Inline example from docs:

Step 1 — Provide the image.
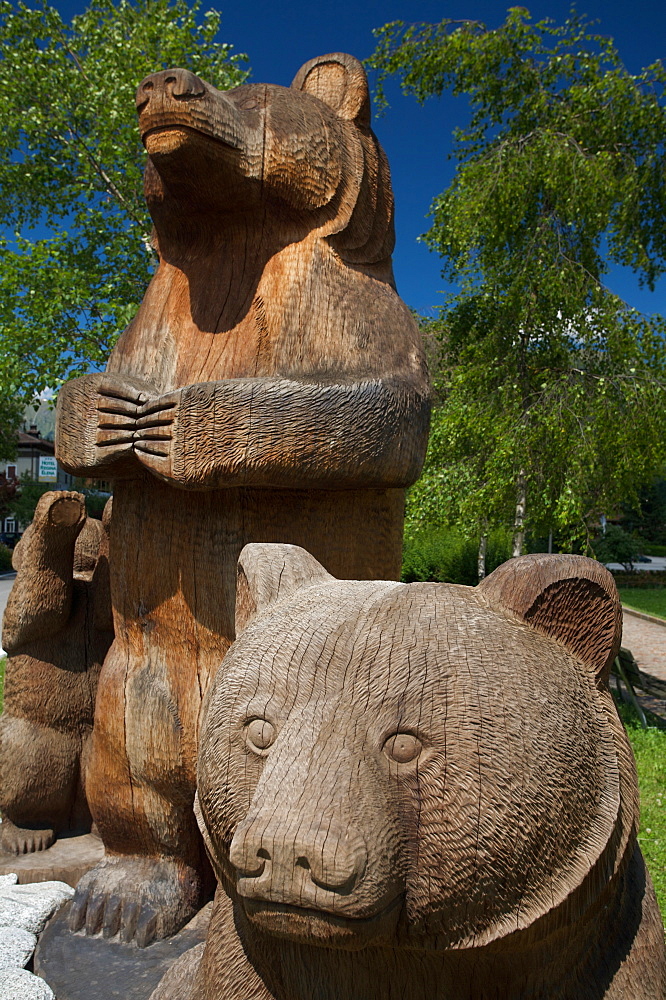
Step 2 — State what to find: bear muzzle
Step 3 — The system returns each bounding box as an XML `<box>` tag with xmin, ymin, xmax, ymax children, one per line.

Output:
<box><xmin>227</xmin><ymin>796</ymin><xmax>404</xmax><ymax>946</ymax></box>
<box><xmin>230</xmin><ymin>815</ymin><xmax>367</xmax><ymax>907</ymax></box>
<box><xmin>136</xmin><ymin>68</ymin><xmax>207</xmax><ymax>114</ymax></box>
<box><xmin>136</xmin><ymin>68</ymin><xmax>246</xmax><ymax>157</ymax></box>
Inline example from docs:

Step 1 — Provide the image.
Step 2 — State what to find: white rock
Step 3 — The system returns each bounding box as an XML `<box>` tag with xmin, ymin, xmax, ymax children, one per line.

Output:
<box><xmin>0</xmin><ymin>880</ymin><xmax>74</xmax><ymax>934</ymax></box>
<box><xmin>0</xmin><ymin>968</ymin><xmax>54</xmax><ymax>999</ymax></box>
<box><xmin>0</xmin><ymin>926</ymin><xmax>36</xmax><ymax>969</ymax></box>
<box><xmin>0</xmin><ymin>874</ymin><xmax>18</xmax><ymax>888</ymax></box>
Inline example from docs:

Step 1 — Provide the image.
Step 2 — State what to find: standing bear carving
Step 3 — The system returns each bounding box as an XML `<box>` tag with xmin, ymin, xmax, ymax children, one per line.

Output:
<box><xmin>0</xmin><ymin>492</ymin><xmax>112</xmax><ymax>855</ymax></box>
<box><xmin>55</xmin><ymin>53</ymin><xmax>430</xmax><ymax>945</ymax></box>
<box><xmin>150</xmin><ymin>544</ymin><xmax>666</xmax><ymax>1000</ymax></box>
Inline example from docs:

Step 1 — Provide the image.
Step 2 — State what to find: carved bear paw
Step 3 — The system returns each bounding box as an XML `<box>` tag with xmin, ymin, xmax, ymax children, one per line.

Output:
<box><xmin>68</xmin><ymin>855</ymin><xmax>202</xmax><ymax>947</ymax></box>
<box><xmin>34</xmin><ymin>491</ymin><xmax>86</xmax><ymax>531</ymax></box>
<box><xmin>0</xmin><ymin>819</ymin><xmax>56</xmax><ymax>855</ymax></box>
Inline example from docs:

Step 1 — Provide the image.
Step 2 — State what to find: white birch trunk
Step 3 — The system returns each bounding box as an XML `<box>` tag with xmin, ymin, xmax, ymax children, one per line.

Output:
<box><xmin>512</xmin><ymin>471</ymin><xmax>526</xmax><ymax>558</ymax></box>
<box><xmin>477</xmin><ymin>533</ymin><xmax>487</xmax><ymax>580</ymax></box>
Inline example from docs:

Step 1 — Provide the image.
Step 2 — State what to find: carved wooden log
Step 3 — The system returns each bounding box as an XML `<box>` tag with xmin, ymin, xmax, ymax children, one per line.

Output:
<box><xmin>0</xmin><ymin>492</ymin><xmax>112</xmax><ymax>854</ymax></box>
<box><xmin>54</xmin><ymin>53</ymin><xmax>430</xmax><ymax>945</ymax></box>
<box><xmin>149</xmin><ymin>545</ymin><xmax>666</xmax><ymax>1000</ymax></box>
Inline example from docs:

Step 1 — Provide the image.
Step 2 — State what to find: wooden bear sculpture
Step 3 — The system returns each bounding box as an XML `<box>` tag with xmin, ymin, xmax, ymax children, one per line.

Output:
<box><xmin>0</xmin><ymin>492</ymin><xmax>112</xmax><ymax>854</ymax></box>
<box><xmin>55</xmin><ymin>52</ymin><xmax>429</xmax><ymax>944</ymax></box>
<box><xmin>150</xmin><ymin>544</ymin><xmax>666</xmax><ymax>1000</ymax></box>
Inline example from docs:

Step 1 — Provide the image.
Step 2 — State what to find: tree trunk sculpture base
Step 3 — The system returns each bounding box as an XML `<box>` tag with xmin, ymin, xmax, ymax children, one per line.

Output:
<box><xmin>0</xmin><ymin>832</ymin><xmax>104</xmax><ymax>888</ymax></box>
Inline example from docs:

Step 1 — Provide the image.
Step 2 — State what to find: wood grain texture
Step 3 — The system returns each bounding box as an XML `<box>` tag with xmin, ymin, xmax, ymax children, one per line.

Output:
<box><xmin>0</xmin><ymin>492</ymin><xmax>112</xmax><ymax>854</ymax></box>
<box><xmin>54</xmin><ymin>52</ymin><xmax>430</xmax><ymax>946</ymax></box>
<box><xmin>153</xmin><ymin>544</ymin><xmax>665</xmax><ymax>1000</ymax></box>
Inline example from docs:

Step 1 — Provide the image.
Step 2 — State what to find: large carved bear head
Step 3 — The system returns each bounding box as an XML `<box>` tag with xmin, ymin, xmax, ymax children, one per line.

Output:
<box><xmin>136</xmin><ymin>53</ymin><xmax>393</xmax><ymax>264</ymax></box>
<box><xmin>196</xmin><ymin>544</ymin><xmax>636</xmax><ymax>954</ymax></box>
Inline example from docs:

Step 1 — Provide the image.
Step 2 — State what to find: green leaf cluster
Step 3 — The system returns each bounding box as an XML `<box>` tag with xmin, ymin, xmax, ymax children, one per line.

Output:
<box><xmin>402</xmin><ymin>525</ymin><xmax>512</xmax><ymax>584</ymax></box>
<box><xmin>409</xmin><ymin>305</ymin><xmax>666</xmax><ymax>548</ymax></box>
<box><xmin>592</xmin><ymin>523</ymin><xmax>642</xmax><ymax>570</ymax></box>
<box><xmin>7</xmin><ymin>472</ymin><xmax>52</xmax><ymax>527</ymax></box>
<box><xmin>369</xmin><ymin>9</ymin><xmax>666</xmax><ymax>548</ymax></box>
<box><xmin>0</xmin><ymin>0</ymin><xmax>247</xmax><ymax>404</ymax></box>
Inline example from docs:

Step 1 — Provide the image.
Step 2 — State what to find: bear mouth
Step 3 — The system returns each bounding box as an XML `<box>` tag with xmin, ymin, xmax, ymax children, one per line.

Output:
<box><xmin>141</xmin><ymin>123</ymin><xmax>241</xmax><ymax>153</ymax></box>
<box><xmin>240</xmin><ymin>895</ymin><xmax>402</xmax><ymax>950</ymax></box>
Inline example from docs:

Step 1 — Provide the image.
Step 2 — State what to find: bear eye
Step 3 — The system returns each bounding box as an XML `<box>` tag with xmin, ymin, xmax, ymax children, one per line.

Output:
<box><xmin>240</xmin><ymin>98</ymin><xmax>259</xmax><ymax>111</ymax></box>
<box><xmin>245</xmin><ymin>718</ymin><xmax>276</xmax><ymax>752</ymax></box>
<box><xmin>383</xmin><ymin>732</ymin><xmax>422</xmax><ymax>764</ymax></box>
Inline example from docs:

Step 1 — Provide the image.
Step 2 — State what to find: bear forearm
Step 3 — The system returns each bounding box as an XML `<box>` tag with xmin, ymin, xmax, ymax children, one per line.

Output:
<box><xmin>166</xmin><ymin>378</ymin><xmax>430</xmax><ymax>489</ymax></box>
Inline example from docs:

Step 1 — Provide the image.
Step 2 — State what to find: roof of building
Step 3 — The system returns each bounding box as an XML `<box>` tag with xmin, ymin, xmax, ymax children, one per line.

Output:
<box><xmin>17</xmin><ymin>431</ymin><xmax>55</xmax><ymax>454</ymax></box>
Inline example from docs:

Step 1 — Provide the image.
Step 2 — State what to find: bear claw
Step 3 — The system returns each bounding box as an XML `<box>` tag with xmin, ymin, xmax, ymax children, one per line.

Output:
<box><xmin>68</xmin><ymin>855</ymin><xmax>201</xmax><ymax>946</ymax></box>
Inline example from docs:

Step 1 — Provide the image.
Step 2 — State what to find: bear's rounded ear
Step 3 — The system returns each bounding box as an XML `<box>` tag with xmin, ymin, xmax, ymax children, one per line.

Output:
<box><xmin>478</xmin><ymin>554</ymin><xmax>622</xmax><ymax>686</ymax></box>
<box><xmin>235</xmin><ymin>543</ymin><xmax>334</xmax><ymax>634</ymax></box>
<box><xmin>291</xmin><ymin>53</ymin><xmax>371</xmax><ymax>127</ymax></box>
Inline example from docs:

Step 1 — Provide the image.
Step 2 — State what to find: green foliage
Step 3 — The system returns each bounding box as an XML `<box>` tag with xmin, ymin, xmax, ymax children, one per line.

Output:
<box><xmin>0</xmin><ymin>392</ymin><xmax>21</xmax><ymax>462</ymax></box>
<box><xmin>618</xmin><ymin>588</ymin><xmax>666</xmax><ymax>619</ymax></box>
<box><xmin>0</xmin><ymin>0</ymin><xmax>247</xmax><ymax>403</ymax></box>
<box><xmin>81</xmin><ymin>488</ymin><xmax>111</xmax><ymax>519</ymax></box>
<box><xmin>623</xmin><ymin>476</ymin><xmax>666</xmax><ymax>546</ymax></box>
<box><xmin>615</xmin><ymin>698</ymin><xmax>666</xmax><ymax>920</ymax></box>
<box><xmin>370</xmin><ymin>10</ymin><xmax>666</xmax><ymax>547</ymax></box>
<box><xmin>0</xmin><ymin>543</ymin><xmax>13</xmax><ymax>571</ymax></box>
<box><xmin>641</xmin><ymin>543</ymin><xmax>666</xmax><ymax>558</ymax></box>
<box><xmin>0</xmin><ymin>475</ymin><xmax>18</xmax><ymax>530</ymax></box>
<box><xmin>402</xmin><ymin>526</ymin><xmax>511</xmax><ymax>583</ymax></box>
<box><xmin>9</xmin><ymin>473</ymin><xmax>52</xmax><ymax>527</ymax></box>
<box><xmin>593</xmin><ymin>524</ymin><xmax>641</xmax><ymax>571</ymax></box>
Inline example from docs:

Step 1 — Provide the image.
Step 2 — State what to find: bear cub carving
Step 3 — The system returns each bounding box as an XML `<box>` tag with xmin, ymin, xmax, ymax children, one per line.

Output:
<box><xmin>0</xmin><ymin>492</ymin><xmax>112</xmax><ymax>854</ymax></box>
<box><xmin>151</xmin><ymin>544</ymin><xmax>665</xmax><ymax>1000</ymax></box>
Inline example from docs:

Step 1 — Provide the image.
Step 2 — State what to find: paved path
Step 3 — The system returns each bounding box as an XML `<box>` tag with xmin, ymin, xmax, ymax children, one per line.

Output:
<box><xmin>620</xmin><ymin>609</ymin><xmax>666</xmax><ymax>719</ymax></box>
<box><xmin>622</xmin><ymin>610</ymin><xmax>666</xmax><ymax>684</ymax></box>
<box><xmin>606</xmin><ymin>556</ymin><xmax>666</xmax><ymax>573</ymax></box>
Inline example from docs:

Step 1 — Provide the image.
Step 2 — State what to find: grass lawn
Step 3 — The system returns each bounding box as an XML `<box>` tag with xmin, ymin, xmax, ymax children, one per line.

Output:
<box><xmin>618</xmin><ymin>587</ymin><xmax>666</xmax><ymax>620</ymax></box>
<box><xmin>615</xmin><ymin>699</ymin><xmax>666</xmax><ymax>922</ymax></box>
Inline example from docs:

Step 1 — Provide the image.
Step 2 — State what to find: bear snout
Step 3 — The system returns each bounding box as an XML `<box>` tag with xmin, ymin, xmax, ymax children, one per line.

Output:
<box><xmin>229</xmin><ymin>815</ymin><xmax>366</xmax><ymax>909</ymax></box>
<box><xmin>136</xmin><ymin>68</ymin><xmax>207</xmax><ymax>114</ymax></box>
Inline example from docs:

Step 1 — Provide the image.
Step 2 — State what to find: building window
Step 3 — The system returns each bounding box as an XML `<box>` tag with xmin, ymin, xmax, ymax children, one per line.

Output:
<box><xmin>6</xmin><ymin>465</ymin><xmax>16</xmax><ymax>480</ymax></box>
<box><xmin>4</xmin><ymin>518</ymin><xmax>16</xmax><ymax>533</ymax></box>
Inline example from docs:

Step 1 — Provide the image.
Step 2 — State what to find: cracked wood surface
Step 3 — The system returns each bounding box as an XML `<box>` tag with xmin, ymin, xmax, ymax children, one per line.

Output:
<box><xmin>53</xmin><ymin>53</ymin><xmax>430</xmax><ymax>946</ymax></box>
<box><xmin>150</xmin><ymin>547</ymin><xmax>666</xmax><ymax>1000</ymax></box>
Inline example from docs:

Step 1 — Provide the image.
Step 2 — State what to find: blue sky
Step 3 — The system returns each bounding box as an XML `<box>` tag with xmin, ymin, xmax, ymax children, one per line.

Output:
<box><xmin>55</xmin><ymin>0</ymin><xmax>666</xmax><ymax>318</ymax></box>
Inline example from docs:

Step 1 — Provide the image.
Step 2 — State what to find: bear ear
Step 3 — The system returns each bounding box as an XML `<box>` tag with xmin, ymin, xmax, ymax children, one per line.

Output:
<box><xmin>478</xmin><ymin>554</ymin><xmax>622</xmax><ymax>685</ymax></box>
<box><xmin>291</xmin><ymin>53</ymin><xmax>371</xmax><ymax>128</ymax></box>
<box><xmin>235</xmin><ymin>543</ymin><xmax>334</xmax><ymax>634</ymax></box>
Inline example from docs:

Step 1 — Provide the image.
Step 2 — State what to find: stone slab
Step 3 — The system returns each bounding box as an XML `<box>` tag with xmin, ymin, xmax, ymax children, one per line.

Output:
<box><xmin>0</xmin><ymin>967</ymin><xmax>54</xmax><ymax>999</ymax></box>
<box><xmin>0</xmin><ymin>835</ymin><xmax>104</xmax><ymax>888</ymax></box>
<box><xmin>34</xmin><ymin>901</ymin><xmax>211</xmax><ymax>1000</ymax></box>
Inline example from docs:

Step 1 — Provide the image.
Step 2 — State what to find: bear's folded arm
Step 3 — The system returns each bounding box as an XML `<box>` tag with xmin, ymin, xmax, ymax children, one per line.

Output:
<box><xmin>56</xmin><ymin>373</ymin><xmax>430</xmax><ymax>489</ymax></box>
<box><xmin>142</xmin><ymin>376</ymin><xmax>430</xmax><ymax>489</ymax></box>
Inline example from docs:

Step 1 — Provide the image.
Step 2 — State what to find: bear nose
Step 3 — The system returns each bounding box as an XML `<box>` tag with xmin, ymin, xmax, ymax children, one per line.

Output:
<box><xmin>229</xmin><ymin>817</ymin><xmax>366</xmax><ymax>901</ymax></box>
<box><xmin>136</xmin><ymin>68</ymin><xmax>206</xmax><ymax>113</ymax></box>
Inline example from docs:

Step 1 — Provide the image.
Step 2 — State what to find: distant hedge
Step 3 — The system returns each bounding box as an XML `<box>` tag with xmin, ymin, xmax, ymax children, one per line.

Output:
<box><xmin>640</xmin><ymin>543</ymin><xmax>666</xmax><ymax>558</ymax></box>
<box><xmin>402</xmin><ymin>528</ymin><xmax>512</xmax><ymax>585</ymax></box>
<box><xmin>611</xmin><ymin>571</ymin><xmax>666</xmax><ymax>588</ymax></box>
